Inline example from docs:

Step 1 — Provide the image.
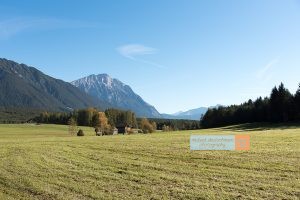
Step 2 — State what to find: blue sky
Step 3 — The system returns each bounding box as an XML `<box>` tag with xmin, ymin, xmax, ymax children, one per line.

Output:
<box><xmin>0</xmin><ymin>0</ymin><xmax>299</xmax><ymax>113</ymax></box>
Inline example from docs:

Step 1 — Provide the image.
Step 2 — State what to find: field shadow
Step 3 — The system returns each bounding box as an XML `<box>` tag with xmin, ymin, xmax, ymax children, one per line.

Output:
<box><xmin>217</xmin><ymin>122</ymin><xmax>300</xmax><ymax>132</ymax></box>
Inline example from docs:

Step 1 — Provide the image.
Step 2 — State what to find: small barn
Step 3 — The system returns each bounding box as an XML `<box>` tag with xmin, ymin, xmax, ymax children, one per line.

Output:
<box><xmin>116</xmin><ymin>126</ymin><xmax>133</xmax><ymax>134</ymax></box>
<box><xmin>96</xmin><ymin>130</ymin><xmax>102</xmax><ymax>136</ymax></box>
<box><xmin>113</xmin><ymin>127</ymin><xmax>118</xmax><ymax>135</ymax></box>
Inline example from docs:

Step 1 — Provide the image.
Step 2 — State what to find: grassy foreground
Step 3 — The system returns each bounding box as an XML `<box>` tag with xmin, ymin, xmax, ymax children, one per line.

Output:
<box><xmin>0</xmin><ymin>124</ymin><xmax>299</xmax><ymax>200</ymax></box>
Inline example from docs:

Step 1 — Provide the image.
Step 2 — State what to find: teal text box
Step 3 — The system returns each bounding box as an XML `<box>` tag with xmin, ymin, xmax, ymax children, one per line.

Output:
<box><xmin>190</xmin><ymin>135</ymin><xmax>235</xmax><ymax>150</ymax></box>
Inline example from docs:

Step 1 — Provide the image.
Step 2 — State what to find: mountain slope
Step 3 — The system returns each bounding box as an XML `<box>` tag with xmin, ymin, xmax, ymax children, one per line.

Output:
<box><xmin>71</xmin><ymin>74</ymin><xmax>161</xmax><ymax>118</ymax></box>
<box><xmin>0</xmin><ymin>58</ymin><xmax>108</xmax><ymax>111</ymax></box>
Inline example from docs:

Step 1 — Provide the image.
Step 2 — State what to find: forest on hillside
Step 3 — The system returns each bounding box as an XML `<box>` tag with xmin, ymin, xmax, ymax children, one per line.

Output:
<box><xmin>201</xmin><ymin>83</ymin><xmax>300</xmax><ymax>128</ymax></box>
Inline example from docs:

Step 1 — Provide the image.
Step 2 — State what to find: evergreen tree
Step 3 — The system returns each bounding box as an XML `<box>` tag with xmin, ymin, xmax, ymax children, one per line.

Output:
<box><xmin>201</xmin><ymin>83</ymin><xmax>299</xmax><ymax>128</ymax></box>
<box><xmin>91</xmin><ymin>112</ymin><xmax>100</xmax><ymax>128</ymax></box>
<box><xmin>294</xmin><ymin>83</ymin><xmax>300</xmax><ymax>120</ymax></box>
<box><xmin>77</xmin><ymin>108</ymin><xmax>96</xmax><ymax>126</ymax></box>
<box><xmin>269</xmin><ymin>83</ymin><xmax>293</xmax><ymax>122</ymax></box>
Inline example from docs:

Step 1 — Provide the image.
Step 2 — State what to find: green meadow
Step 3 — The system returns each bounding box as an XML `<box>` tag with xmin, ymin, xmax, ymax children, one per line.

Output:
<box><xmin>0</xmin><ymin>124</ymin><xmax>299</xmax><ymax>199</ymax></box>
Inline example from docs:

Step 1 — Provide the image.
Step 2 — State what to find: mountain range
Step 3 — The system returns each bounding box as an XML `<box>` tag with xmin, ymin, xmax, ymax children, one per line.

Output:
<box><xmin>162</xmin><ymin>107</ymin><xmax>208</xmax><ymax>120</ymax></box>
<box><xmin>0</xmin><ymin>57</ymin><xmax>217</xmax><ymax>120</ymax></box>
<box><xmin>71</xmin><ymin>74</ymin><xmax>161</xmax><ymax>118</ymax></box>
<box><xmin>162</xmin><ymin>105</ymin><xmax>222</xmax><ymax>120</ymax></box>
<box><xmin>0</xmin><ymin>58</ymin><xmax>161</xmax><ymax>118</ymax></box>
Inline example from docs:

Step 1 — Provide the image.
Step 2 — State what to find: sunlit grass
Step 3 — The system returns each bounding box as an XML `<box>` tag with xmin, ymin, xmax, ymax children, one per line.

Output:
<box><xmin>0</xmin><ymin>124</ymin><xmax>299</xmax><ymax>199</ymax></box>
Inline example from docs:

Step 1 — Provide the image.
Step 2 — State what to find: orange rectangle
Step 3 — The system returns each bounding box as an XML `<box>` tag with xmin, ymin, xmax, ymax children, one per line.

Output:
<box><xmin>235</xmin><ymin>135</ymin><xmax>250</xmax><ymax>150</ymax></box>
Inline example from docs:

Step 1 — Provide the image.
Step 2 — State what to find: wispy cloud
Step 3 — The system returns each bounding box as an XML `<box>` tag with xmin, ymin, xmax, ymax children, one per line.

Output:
<box><xmin>117</xmin><ymin>44</ymin><xmax>165</xmax><ymax>69</ymax></box>
<box><xmin>117</xmin><ymin>44</ymin><xmax>157</xmax><ymax>59</ymax></box>
<box><xmin>256</xmin><ymin>59</ymin><xmax>278</xmax><ymax>81</ymax></box>
<box><xmin>0</xmin><ymin>17</ymin><xmax>97</xmax><ymax>39</ymax></box>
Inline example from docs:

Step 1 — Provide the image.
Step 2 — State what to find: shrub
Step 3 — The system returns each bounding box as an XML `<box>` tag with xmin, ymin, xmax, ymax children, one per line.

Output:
<box><xmin>95</xmin><ymin>127</ymin><xmax>102</xmax><ymax>136</ymax></box>
<box><xmin>77</xmin><ymin>129</ymin><xmax>84</xmax><ymax>136</ymax></box>
<box><xmin>103</xmin><ymin>125</ymin><xmax>113</xmax><ymax>135</ymax></box>
<box><xmin>138</xmin><ymin>129</ymin><xmax>143</xmax><ymax>133</ymax></box>
<box><xmin>140</xmin><ymin>118</ymin><xmax>155</xmax><ymax>133</ymax></box>
<box><xmin>162</xmin><ymin>125</ymin><xmax>172</xmax><ymax>132</ymax></box>
<box><xmin>68</xmin><ymin>117</ymin><xmax>77</xmax><ymax>136</ymax></box>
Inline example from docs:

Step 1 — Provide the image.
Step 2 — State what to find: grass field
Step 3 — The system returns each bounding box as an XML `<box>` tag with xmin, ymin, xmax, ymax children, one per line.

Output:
<box><xmin>0</xmin><ymin>124</ymin><xmax>299</xmax><ymax>200</ymax></box>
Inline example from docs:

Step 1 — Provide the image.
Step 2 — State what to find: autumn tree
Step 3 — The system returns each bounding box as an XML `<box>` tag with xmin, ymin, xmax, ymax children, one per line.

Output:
<box><xmin>151</xmin><ymin>121</ymin><xmax>157</xmax><ymax>130</ymax></box>
<box><xmin>140</xmin><ymin>118</ymin><xmax>155</xmax><ymax>133</ymax></box>
<box><xmin>98</xmin><ymin>112</ymin><xmax>108</xmax><ymax>128</ymax></box>
<box><xmin>97</xmin><ymin>112</ymin><xmax>112</xmax><ymax>135</ymax></box>
<box><xmin>68</xmin><ymin>117</ymin><xmax>77</xmax><ymax>136</ymax></box>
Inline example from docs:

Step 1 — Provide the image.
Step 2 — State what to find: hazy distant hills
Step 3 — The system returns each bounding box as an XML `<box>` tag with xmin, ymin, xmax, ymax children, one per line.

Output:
<box><xmin>162</xmin><ymin>107</ymin><xmax>208</xmax><ymax>120</ymax></box>
<box><xmin>162</xmin><ymin>105</ymin><xmax>222</xmax><ymax>120</ymax></box>
<box><xmin>71</xmin><ymin>74</ymin><xmax>161</xmax><ymax>118</ymax></box>
<box><xmin>0</xmin><ymin>58</ymin><xmax>108</xmax><ymax>111</ymax></box>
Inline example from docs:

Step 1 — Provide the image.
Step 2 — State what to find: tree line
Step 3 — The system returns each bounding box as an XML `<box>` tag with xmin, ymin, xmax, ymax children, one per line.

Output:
<box><xmin>147</xmin><ymin>118</ymin><xmax>200</xmax><ymax>131</ymax></box>
<box><xmin>200</xmin><ymin>83</ymin><xmax>300</xmax><ymax>128</ymax></box>
<box><xmin>0</xmin><ymin>107</ymin><xmax>42</xmax><ymax>123</ymax></box>
<box><xmin>35</xmin><ymin>108</ymin><xmax>141</xmax><ymax>134</ymax></box>
<box><xmin>35</xmin><ymin>108</ymin><xmax>201</xmax><ymax>132</ymax></box>
<box><xmin>35</xmin><ymin>108</ymin><xmax>137</xmax><ymax>127</ymax></box>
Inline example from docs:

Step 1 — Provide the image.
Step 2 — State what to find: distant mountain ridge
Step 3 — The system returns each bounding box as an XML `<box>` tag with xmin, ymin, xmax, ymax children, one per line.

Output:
<box><xmin>162</xmin><ymin>105</ymin><xmax>222</xmax><ymax>120</ymax></box>
<box><xmin>0</xmin><ymin>58</ymin><xmax>108</xmax><ymax>111</ymax></box>
<box><xmin>71</xmin><ymin>74</ymin><xmax>161</xmax><ymax>118</ymax></box>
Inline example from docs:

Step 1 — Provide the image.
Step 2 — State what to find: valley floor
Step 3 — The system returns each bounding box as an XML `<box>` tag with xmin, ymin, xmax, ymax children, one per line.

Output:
<box><xmin>0</xmin><ymin>124</ymin><xmax>299</xmax><ymax>199</ymax></box>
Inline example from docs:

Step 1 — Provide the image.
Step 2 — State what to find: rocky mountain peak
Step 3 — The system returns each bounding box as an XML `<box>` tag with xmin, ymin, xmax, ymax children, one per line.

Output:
<box><xmin>71</xmin><ymin>74</ymin><xmax>161</xmax><ymax>118</ymax></box>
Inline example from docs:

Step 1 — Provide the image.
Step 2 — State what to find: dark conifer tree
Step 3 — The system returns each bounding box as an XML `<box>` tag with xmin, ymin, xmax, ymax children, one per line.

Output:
<box><xmin>201</xmin><ymin>83</ymin><xmax>299</xmax><ymax>128</ymax></box>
